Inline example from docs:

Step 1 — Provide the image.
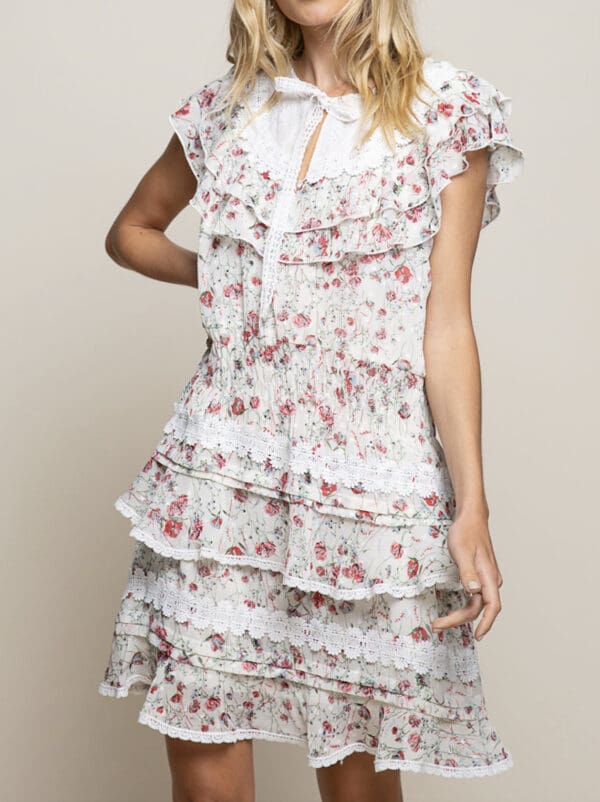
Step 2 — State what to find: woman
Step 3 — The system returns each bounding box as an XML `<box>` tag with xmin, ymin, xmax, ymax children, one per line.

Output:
<box><xmin>98</xmin><ymin>0</ymin><xmax>524</xmax><ymax>799</ymax></box>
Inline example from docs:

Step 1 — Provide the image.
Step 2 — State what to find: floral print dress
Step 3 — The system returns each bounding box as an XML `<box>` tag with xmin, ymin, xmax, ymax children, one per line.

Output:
<box><xmin>98</xmin><ymin>55</ymin><xmax>525</xmax><ymax>778</ymax></box>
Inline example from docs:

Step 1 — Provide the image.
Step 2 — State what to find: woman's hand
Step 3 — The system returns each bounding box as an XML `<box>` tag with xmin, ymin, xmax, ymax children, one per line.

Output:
<box><xmin>432</xmin><ymin>512</ymin><xmax>504</xmax><ymax>640</ymax></box>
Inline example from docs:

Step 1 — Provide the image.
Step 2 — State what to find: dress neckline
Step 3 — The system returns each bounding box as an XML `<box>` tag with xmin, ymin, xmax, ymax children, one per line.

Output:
<box><xmin>288</xmin><ymin>63</ymin><xmax>361</xmax><ymax>100</ymax></box>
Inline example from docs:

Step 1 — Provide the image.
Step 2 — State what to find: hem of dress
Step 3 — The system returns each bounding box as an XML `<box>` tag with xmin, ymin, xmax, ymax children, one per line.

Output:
<box><xmin>137</xmin><ymin>710</ymin><xmax>514</xmax><ymax>778</ymax></box>
<box><xmin>98</xmin><ymin>678</ymin><xmax>150</xmax><ymax>698</ymax></box>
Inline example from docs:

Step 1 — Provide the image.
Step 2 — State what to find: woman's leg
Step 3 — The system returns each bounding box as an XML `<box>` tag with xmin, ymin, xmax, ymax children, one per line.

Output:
<box><xmin>165</xmin><ymin>736</ymin><xmax>255</xmax><ymax>802</ymax></box>
<box><xmin>316</xmin><ymin>751</ymin><xmax>403</xmax><ymax>802</ymax></box>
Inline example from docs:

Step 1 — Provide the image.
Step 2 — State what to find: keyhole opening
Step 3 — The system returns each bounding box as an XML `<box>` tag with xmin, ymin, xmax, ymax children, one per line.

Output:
<box><xmin>294</xmin><ymin>109</ymin><xmax>328</xmax><ymax>191</ymax></box>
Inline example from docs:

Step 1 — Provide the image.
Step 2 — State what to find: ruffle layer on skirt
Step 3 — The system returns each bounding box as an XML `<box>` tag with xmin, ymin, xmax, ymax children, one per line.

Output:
<box><xmin>97</xmin><ymin>452</ymin><xmax>514</xmax><ymax>778</ymax></box>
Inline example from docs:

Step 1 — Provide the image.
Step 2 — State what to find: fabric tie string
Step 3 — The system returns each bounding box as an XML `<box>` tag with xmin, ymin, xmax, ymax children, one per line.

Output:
<box><xmin>272</xmin><ymin>75</ymin><xmax>363</xmax><ymax>122</ymax></box>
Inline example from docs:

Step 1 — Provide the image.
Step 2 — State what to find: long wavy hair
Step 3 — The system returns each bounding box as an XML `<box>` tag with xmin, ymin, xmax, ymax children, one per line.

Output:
<box><xmin>222</xmin><ymin>0</ymin><xmax>433</xmax><ymax>150</ymax></box>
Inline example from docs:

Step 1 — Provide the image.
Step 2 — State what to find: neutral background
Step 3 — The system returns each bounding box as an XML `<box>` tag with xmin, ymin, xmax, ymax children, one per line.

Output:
<box><xmin>3</xmin><ymin>1</ymin><xmax>598</xmax><ymax>800</ymax></box>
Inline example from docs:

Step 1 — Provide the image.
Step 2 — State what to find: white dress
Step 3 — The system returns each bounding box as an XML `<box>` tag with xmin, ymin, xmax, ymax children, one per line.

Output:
<box><xmin>98</xmin><ymin>55</ymin><xmax>525</xmax><ymax>777</ymax></box>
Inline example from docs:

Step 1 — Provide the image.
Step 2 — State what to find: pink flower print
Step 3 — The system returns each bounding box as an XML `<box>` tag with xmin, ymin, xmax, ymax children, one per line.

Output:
<box><xmin>312</xmin><ymin>591</ymin><xmax>326</xmax><ymax>608</ymax></box>
<box><xmin>265</xmin><ymin>499</ymin><xmax>280</xmax><ymax>516</ymax></box>
<box><xmin>213</xmin><ymin>453</ymin><xmax>226</xmax><ymax>469</ymax></box>
<box><xmin>408</xmin><ymin>714</ymin><xmax>422</xmax><ymax>727</ymax></box>
<box><xmin>250</xmin><ymin>395</ymin><xmax>260</xmax><ymax>409</ymax></box>
<box><xmin>372</xmin><ymin>223</ymin><xmax>392</xmax><ymax>244</ymax></box>
<box><xmin>205</xmin><ymin>696</ymin><xmax>221</xmax><ymax>710</ymax></box>
<box><xmin>199</xmin><ymin>87</ymin><xmax>218</xmax><ymax>108</ymax></box>
<box><xmin>224</xmin><ymin>282</ymin><xmax>243</xmax><ymax>299</ymax></box>
<box><xmin>279</xmin><ymin>399</ymin><xmax>296</xmax><ymax>415</ymax></box>
<box><xmin>314</xmin><ymin>541</ymin><xmax>327</xmax><ymax>561</ymax></box>
<box><xmin>394</xmin><ymin>264</ymin><xmax>413</xmax><ymax>284</ymax></box>
<box><xmin>174</xmin><ymin>102</ymin><xmax>190</xmax><ymax>118</ymax></box>
<box><xmin>407</xmin><ymin>557</ymin><xmax>419</xmax><ymax>578</ymax></box>
<box><xmin>231</xmin><ymin>396</ymin><xmax>245</xmax><ymax>415</ymax></box>
<box><xmin>200</xmin><ymin>290</ymin><xmax>213</xmax><ymax>307</ymax></box>
<box><xmin>226</xmin><ymin>545</ymin><xmax>243</xmax><ymax>556</ymax></box>
<box><xmin>437</xmin><ymin>101</ymin><xmax>455</xmax><ymax>118</ymax></box>
<box><xmin>410</xmin><ymin>626</ymin><xmax>429</xmax><ymax>642</ymax></box>
<box><xmin>320</xmin><ymin>480</ymin><xmax>337</xmax><ymax>497</ymax></box>
<box><xmin>170</xmin><ymin>691</ymin><xmax>183</xmax><ymax>704</ymax></box>
<box><xmin>398</xmin><ymin>402</ymin><xmax>411</xmax><ymax>419</ymax></box>
<box><xmin>206</xmin><ymin>400</ymin><xmax>221</xmax><ymax>414</ymax></box>
<box><xmin>342</xmin><ymin>562</ymin><xmax>365</xmax><ymax>582</ymax></box>
<box><xmin>293</xmin><ymin>312</ymin><xmax>311</xmax><ymax>328</ymax></box>
<box><xmin>189</xmin><ymin>518</ymin><xmax>204</xmax><ymax>540</ymax></box>
<box><xmin>323</xmin><ymin>720</ymin><xmax>334</xmax><ymax>734</ymax></box>
<box><xmin>164</xmin><ymin>519</ymin><xmax>183</xmax><ymax>539</ymax></box>
<box><xmin>255</xmin><ymin>541</ymin><xmax>276</xmax><ymax>558</ymax></box>
<box><xmin>423</xmin><ymin>492</ymin><xmax>439</xmax><ymax>507</ymax></box>
<box><xmin>318</xmin><ymin>404</ymin><xmax>334</xmax><ymax>427</ymax></box>
<box><xmin>167</xmin><ymin>494</ymin><xmax>188</xmax><ymax>517</ymax></box>
<box><xmin>464</xmin><ymin>90</ymin><xmax>481</xmax><ymax>106</ymax></box>
<box><xmin>390</xmin><ymin>542</ymin><xmax>404</xmax><ymax>559</ymax></box>
<box><xmin>243</xmin><ymin>661</ymin><xmax>258</xmax><ymax>672</ymax></box>
<box><xmin>408</xmin><ymin>732</ymin><xmax>421</xmax><ymax>751</ymax></box>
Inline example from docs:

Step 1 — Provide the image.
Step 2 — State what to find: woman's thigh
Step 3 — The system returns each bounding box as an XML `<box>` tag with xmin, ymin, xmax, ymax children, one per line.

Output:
<box><xmin>316</xmin><ymin>751</ymin><xmax>403</xmax><ymax>802</ymax></box>
<box><xmin>164</xmin><ymin>736</ymin><xmax>255</xmax><ymax>802</ymax></box>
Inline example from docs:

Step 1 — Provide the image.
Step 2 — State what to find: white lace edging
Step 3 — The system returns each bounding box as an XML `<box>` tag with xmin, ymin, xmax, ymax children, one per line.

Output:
<box><xmin>163</xmin><ymin>407</ymin><xmax>453</xmax><ymax>497</ymax></box>
<box><xmin>123</xmin><ymin>567</ymin><xmax>479</xmax><ymax>682</ymax></box>
<box><xmin>97</xmin><ymin>676</ymin><xmax>150</xmax><ymax>699</ymax></box>
<box><xmin>116</xmin><ymin>496</ymin><xmax>463</xmax><ymax>602</ymax></box>
<box><xmin>138</xmin><ymin>712</ymin><xmax>514</xmax><ymax>778</ymax></box>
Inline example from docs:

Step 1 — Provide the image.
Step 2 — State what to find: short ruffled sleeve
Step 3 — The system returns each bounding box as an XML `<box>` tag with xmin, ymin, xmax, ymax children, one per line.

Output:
<box><xmin>423</xmin><ymin>62</ymin><xmax>525</xmax><ymax>229</ymax></box>
<box><xmin>168</xmin><ymin>91</ymin><xmax>206</xmax><ymax>180</ymax></box>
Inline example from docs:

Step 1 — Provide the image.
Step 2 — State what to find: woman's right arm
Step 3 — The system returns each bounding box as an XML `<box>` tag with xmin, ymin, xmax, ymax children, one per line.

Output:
<box><xmin>104</xmin><ymin>134</ymin><xmax>199</xmax><ymax>288</ymax></box>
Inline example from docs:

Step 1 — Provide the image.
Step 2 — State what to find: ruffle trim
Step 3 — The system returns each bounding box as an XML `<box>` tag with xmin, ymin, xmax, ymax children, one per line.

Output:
<box><xmin>116</xmin><ymin>494</ymin><xmax>463</xmax><ymax>603</ymax></box>
<box><xmin>182</xmin><ymin>59</ymin><xmax>523</xmax><ymax>264</ymax></box>
<box><xmin>122</xmin><ymin>565</ymin><xmax>479</xmax><ymax>682</ymax></box>
<box><xmin>135</xmin><ymin>712</ymin><xmax>513</xmax><ymax>777</ymax></box>
<box><xmin>163</xmin><ymin>404</ymin><xmax>454</xmax><ymax>497</ymax></box>
<box><xmin>98</xmin><ymin>661</ymin><xmax>513</xmax><ymax>778</ymax></box>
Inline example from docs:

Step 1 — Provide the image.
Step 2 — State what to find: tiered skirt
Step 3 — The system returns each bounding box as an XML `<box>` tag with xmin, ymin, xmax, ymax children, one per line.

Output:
<box><xmin>98</xmin><ymin>447</ymin><xmax>514</xmax><ymax>778</ymax></box>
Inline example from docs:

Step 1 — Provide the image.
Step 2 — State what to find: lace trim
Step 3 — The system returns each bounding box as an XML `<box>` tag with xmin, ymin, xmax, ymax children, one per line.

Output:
<box><xmin>164</xmin><ymin>407</ymin><xmax>453</xmax><ymax>497</ymax></box>
<box><xmin>124</xmin><ymin>567</ymin><xmax>479</xmax><ymax>682</ymax></box>
<box><xmin>116</xmin><ymin>497</ymin><xmax>462</xmax><ymax>602</ymax></box>
<box><xmin>97</xmin><ymin>676</ymin><xmax>150</xmax><ymax>699</ymax></box>
<box><xmin>138</xmin><ymin>712</ymin><xmax>514</xmax><ymax>778</ymax></box>
<box><xmin>236</xmin><ymin>70</ymin><xmax>404</xmax><ymax>185</ymax></box>
<box><xmin>257</xmin><ymin>97</ymin><xmax>329</xmax><ymax>327</ymax></box>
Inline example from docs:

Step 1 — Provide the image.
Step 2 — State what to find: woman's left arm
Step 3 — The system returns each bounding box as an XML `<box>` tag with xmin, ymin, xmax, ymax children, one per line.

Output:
<box><xmin>424</xmin><ymin>147</ymin><xmax>504</xmax><ymax>641</ymax></box>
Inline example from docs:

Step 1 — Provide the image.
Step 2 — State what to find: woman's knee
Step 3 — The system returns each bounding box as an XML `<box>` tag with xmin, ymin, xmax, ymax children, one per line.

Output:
<box><xmin>165</xmin><ymin>736</ymin><xmax>255</xmax><ymax>802</ymax></box>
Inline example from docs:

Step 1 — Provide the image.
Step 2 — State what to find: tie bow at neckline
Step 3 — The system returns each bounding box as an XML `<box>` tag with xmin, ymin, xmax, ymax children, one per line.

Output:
<box><xmin>273</xmin><ymin>71</ymin><xmax>362</xmax><ymax>122</ymax></box>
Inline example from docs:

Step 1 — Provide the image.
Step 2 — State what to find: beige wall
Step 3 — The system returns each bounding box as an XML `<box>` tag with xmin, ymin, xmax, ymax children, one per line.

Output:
<box><xmin>3</xmin><ymin>1</ymin><xmax>597</xmax><ymax>800</ymax></box>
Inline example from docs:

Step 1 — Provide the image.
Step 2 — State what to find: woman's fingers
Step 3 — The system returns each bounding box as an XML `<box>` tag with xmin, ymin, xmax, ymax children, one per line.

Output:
<box><xmin>472</xmin><ymin>556</ymin><xmax>502</xmax><ymax>640</ymax></box>
<box><xmin>432</xmin><ymin>532</ymin><xmax>503</xmax><ymax>639</ymax></box>
<box><xmin>432</xmin><ymin>591</ymin><xmax>483</xmax><ymax>632</ymax></box>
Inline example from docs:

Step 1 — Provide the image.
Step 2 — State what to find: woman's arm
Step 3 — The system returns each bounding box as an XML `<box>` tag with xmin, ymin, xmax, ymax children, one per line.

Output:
<box><xmin>424</xmin><ymin>147</ymin><xmax>504</xmax><ymax>641</ymax></box>
<box><xmin>104</xmin><ymin>134</ymin><xmax>199</xmax><ymax>288</ymax></box>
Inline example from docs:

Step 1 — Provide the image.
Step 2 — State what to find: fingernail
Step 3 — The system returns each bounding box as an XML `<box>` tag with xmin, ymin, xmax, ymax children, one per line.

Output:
<box><xmin>468</xmin><ymin>581</ymin><xmax>481</xmax><ymax>590</ymax></box>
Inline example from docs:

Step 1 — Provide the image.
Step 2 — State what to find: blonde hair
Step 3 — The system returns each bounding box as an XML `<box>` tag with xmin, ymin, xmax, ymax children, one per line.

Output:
<box><xmin>222</xmin><ymin>0</ymin><xmax>432</xmax><ymax>151</ymax></box>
